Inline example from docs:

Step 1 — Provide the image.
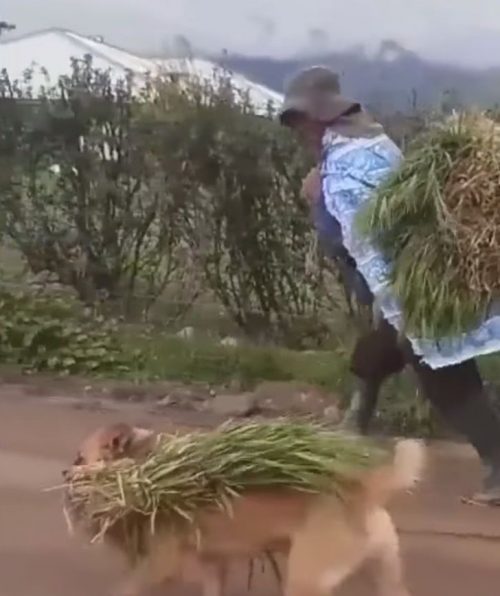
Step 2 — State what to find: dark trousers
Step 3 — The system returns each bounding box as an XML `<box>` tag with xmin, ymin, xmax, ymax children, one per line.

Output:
<box><xmin>351</xmin><ymin>319</ymin><xmax>500</xmax><ymax>468</ymax></box>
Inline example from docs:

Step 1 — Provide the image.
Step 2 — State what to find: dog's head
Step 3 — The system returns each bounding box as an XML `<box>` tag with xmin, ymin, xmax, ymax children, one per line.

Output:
<box><xmin>72</xmin><ymin>422</ymin><xmax>156</xmax><ymax>467</ymax></box>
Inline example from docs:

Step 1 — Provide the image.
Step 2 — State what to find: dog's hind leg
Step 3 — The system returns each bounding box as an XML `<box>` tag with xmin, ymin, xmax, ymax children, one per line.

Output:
<box><xmin>284</xmin><ymin>500</ymin><xmax>364</xmax><ymax>596</ymax></box>
<box><xmin>285</xmin><ymin>557</ymin><xmax>359</xmax><ymax>596</ymax></box>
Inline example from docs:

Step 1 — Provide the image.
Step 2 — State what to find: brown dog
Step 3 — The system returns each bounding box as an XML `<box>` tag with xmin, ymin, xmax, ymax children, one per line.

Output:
<box><xmin>68</xmin><ymin>423</ymin><xmax>425</xmax><ymax>596</ymax></box>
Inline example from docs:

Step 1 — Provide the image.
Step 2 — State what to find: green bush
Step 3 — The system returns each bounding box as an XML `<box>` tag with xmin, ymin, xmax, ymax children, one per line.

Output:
<box><xmin>134</xmin><ymin>73</ymin><xmax>337</xmax><ymax>346</ymax></box>
<box><xmin>0</xmin><ymin>287</ymin><xmax>137</xmax><ymax>374</ymax></box>
<box><xmin>0</xmin><ymin>60</ymin><xmax>344</xmax><ymax>345</ymax></box>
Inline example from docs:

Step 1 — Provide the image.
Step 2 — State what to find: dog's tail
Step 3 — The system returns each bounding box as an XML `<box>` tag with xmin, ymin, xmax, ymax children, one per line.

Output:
<box><xmin>361</xmin><ymin>439</ymin><xmax>426</xmax><ymax>507</ymax></box>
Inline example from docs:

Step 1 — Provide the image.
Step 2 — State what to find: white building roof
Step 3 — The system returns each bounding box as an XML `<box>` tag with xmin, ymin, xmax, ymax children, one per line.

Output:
<box><xmin>154</xmin><ymin>57</ymin><xmax>283</xmax><ymax>109</ymax></box>
<box><xmin>0</xmin><ymin>28</ymin><xmax>282</xmax><ymax>110</ymax></box>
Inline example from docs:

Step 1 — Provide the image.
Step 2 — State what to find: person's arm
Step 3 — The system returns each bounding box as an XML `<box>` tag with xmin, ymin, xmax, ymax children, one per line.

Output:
<box><xmin>302</xmin><ymin>167</ymin><xmax>352</xmax><ymax>262</ymax></box>
<box><xmin>301</xmin><ymin>166</ymin><xmax>322</xmax><ymax>205</ymax></box>
<box><xmin>303</xmin><ymin>167</ymin><xmax>373</xmax><ymax>309</ymax></box>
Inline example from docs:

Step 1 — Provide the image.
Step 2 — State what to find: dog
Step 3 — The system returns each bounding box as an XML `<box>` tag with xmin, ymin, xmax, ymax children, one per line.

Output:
<box><xmin>67</xmin><ymin>422</ymin><xmax>425</xmax><ymax>596</ymax></box>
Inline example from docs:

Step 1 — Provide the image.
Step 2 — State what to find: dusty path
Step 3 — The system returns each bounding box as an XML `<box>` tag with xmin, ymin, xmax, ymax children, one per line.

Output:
<box><xmin>1</xmin><ymin>390</ymin><xmax>500</xmax><ymax>596</ymax></box>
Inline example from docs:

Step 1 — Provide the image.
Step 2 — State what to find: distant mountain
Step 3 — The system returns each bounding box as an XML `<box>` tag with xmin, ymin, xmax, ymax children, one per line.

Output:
<box><xmin>217</xmin><ymin>41</ymin><xmax>500</xmax><ymax>113</ymax></box>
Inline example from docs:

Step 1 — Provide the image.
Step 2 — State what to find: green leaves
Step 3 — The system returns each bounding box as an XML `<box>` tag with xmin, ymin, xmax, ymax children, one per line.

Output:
<box><xmin>144</xmin><ymin>77</ymin><xmax>330</xmax><ymax>347</ymax></box>
<box><xmin>0</xmin><ymin>58</ymin><xmax>185</xmax><ymax>320</ymax></box>
<box><xmin>0</xmin><ymin>59</ymin><xmax>334</xmax><ymax>343</ymax></box>
<box><xmin>0</xmin><ymin>287</ymin><xmax>137</xmax><ymax>374</ymax></box>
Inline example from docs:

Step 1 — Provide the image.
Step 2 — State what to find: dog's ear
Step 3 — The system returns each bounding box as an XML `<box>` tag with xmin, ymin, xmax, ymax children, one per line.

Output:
<box><xmin>130</xmin><ymin>426</ymin><xmax>155</xmax><ymax>445</ymax></box>
<box><xmin>128</xmin><ymin>426</ymin><xmax>155</xmax><ymax>456</ymax></box>
<box><xmin>105</xmin><ymin>424</ymin><xmax>154</xmax><ymax>458</ymax></box>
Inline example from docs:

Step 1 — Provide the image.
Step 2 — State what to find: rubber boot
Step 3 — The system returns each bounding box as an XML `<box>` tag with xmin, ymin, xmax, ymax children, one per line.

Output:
<box><xmin>339</xmin><ymin>378</ymin><xmax>383</xmax><ymax>435</ymax></box>
<box><xmin>347</xmin><ymin>320</ymin><xmax>406</xmax><ymax>434</ymax></box>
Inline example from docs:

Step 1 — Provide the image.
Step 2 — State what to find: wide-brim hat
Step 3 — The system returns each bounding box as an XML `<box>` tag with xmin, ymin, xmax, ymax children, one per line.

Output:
<box><xmin>279</xmin><ymin>66</ymin><xmax>360</xmax><ymax>125</ymax></box>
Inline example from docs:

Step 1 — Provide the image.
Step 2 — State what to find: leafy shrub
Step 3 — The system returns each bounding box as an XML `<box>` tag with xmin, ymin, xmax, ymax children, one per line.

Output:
<box><xmin>0</xmin><ymin>57</ymin><xmax>187</xmax><ymax>317</ymax></box>
<box><xmin>141</xmin><ymin>74</ymin><xmax>337</xmax><ymax>346</ymax></box>
<box><xmin>0</xmin><ymin>287</ymin><xmax>136</xmax><ymax>374</ymax></box>
<box><xmin>1</xmin><ymin>59</ymin><xmax>341</xmax><ymax>346</ymax></box>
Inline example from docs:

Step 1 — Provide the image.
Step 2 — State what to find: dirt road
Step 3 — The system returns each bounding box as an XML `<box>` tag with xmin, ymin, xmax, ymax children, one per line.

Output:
<box><xmin>1</xmin><ymin>389</ymin><xmax>499</xmax><ymax>596</ymax></box>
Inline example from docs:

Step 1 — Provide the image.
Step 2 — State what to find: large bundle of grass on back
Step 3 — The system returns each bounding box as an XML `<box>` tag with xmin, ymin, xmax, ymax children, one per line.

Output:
<box><xmin>64</xmin><ymin>421</ymin><xmax>387</xmax><ymax>562</ymax></box>
<box><xmin>359</xmin><ymin>112</ymin><xmax>500</xmax><ymax>339</ymax></box>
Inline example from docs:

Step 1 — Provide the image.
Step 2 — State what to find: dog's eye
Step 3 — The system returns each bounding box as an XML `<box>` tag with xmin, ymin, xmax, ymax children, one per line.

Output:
<box><xmin>73</xmin><ymin>454</ymin><xmax>84</xmax><ymax>465</ymax></box>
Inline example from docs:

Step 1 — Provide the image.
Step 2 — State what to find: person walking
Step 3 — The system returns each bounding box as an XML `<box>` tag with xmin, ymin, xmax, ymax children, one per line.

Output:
<box><xmin>279</xmin><ymin>65</ymin><xmax>500</xmax><ymax>504</ymax></box>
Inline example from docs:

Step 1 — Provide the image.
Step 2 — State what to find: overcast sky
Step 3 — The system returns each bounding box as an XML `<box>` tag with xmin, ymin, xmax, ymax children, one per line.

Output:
<box><xmin>3</xmin><ymin>0</ymin><xmax>500</xmax><ymax>67</ymax></box>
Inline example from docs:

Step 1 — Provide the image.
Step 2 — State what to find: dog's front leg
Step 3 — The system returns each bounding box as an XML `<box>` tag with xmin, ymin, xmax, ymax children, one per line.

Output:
<box><xmin>368</xmin><ymin>511</ymin><xmax>411</xmax><ymax>596</ymax></box>
<box><xmin>200</xmin><ymin>559</ymin><xmax>228</xmax><ymax>596</ymax></box>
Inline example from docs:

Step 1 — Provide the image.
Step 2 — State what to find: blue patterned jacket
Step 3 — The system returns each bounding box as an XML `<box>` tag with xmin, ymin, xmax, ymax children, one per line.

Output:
<box><xmin>317</xmin><ymin>129</ymin><xmax>500</xmax><ymax>368</ymax></box>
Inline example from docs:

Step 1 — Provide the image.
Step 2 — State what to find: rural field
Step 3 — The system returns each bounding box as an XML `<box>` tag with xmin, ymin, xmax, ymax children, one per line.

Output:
<box><xmin>2</xmin><ymin>54</ymin><xmax>500</xmax><ymax>596</ymax></box>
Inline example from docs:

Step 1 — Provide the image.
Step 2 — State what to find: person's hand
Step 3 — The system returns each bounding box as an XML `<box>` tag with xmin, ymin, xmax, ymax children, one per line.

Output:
<box><xmin>301</xmin><ymin>166</ymin><xmax>322</xmax><ymax>205</ymax></box>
